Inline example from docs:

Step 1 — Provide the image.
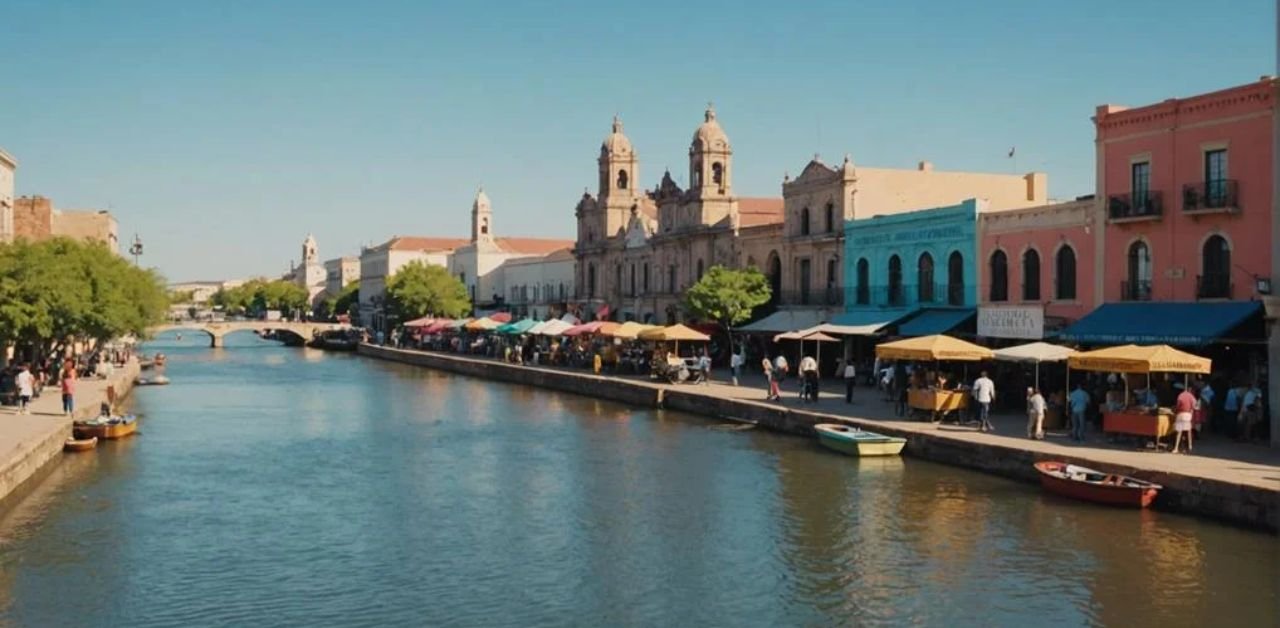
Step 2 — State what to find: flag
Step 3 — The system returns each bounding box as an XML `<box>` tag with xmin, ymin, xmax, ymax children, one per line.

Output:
<box><xmin>1008</xmin><ymin>147</ymin><xmax>1016</xmax><ymax>158</ymax></box>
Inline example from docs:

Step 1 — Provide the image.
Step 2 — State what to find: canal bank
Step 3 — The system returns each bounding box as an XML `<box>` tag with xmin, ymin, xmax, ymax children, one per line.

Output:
<box><xmin>0</xmin><ymin>360</ymin><xmax>141</xmax><ymax>506</ymax></box>
<box><xmin>358</xmin><ymin>344</ymin><xmax>1278</xmax><ymax>532</ymax></box>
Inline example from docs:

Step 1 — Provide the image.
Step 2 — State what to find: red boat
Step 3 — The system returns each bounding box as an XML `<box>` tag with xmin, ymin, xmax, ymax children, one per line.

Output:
<box><xmin>1033</xmin><ymin>461</ymin><xmax>1162</xmax><ymax>508</ymax></box>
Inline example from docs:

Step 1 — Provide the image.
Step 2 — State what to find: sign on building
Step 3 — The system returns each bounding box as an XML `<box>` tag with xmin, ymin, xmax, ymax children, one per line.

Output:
<box><xmin>977</xmin><ymin>304</ymin><xmax>1044</xmax><ymax>340</ymax></box>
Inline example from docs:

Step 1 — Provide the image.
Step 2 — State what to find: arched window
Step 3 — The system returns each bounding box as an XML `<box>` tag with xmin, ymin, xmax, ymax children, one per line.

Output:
<box><xmin>800</xmin><ymin>207</ymin><xmax>811</xmax><ymax>236</ymax></box>
<box><xmin>1200</xmin><ymin>235</ymin><xmax>1231</xmax><ymax>299</ymax></box>
<box><xmin>711</xmin><ymin>162</ymin><xmax>724</xmax><ymax>186</ymax></box>
<box><xmin>696</xmin><ymin>259</ymin><xmax>704</xmax><ymax>281</ymax></box>
<box><xmin>989</xmin><ymin>250</ymin><xmax>1008</xmax><ymax>302</ymax></box>
<box><xmin>917</xmin><ymin>252</ymin><xmax>935</xmax><ymax>303</ymax></box>
<box><xmin>767</xmin><ymin>252</ymin><xmax>782</xmax><ymax>305</ymax></box>
<box><xmin>616</xmin><ymin>169</ymin><xmax>629</xmax><ymax>190</ymax></box>
<box><xmin>1055</xmin><ymin>246</ymin><xmax>1076</xmax><ymax>300</ymax></box>
<box><xmin>587</xmin><ymin>264</ymin><xmax>597</xmax><ymax>298</ymax></box>
<box><xmin>888</xmin><ymin>255</ymin><xmax>903</xmax><ymax>306</ymax></box>
<box><xmin>691</xmin><ymin>161</ymin><xmax>702</xmax><ymax>188</ymax></box>
<box><xmin>642</xmin><ymin>264</ymin><xmax>650</xmax><ymax>293</ymax></box>
<box><xmin>947</xmin><ymin>251</ymin><xmax>964</xmax><ymax>306</ymax></box>
<box><xmin>559</xmin><ymin>283</ymin><xmax>566</xmax><ymax>300</ymax></box>
<box><xmin>629</xmin><ymin>263</ymin><xmax>636</xmax><ymax>297</ymax></box>
<box><xmin>825</xmin><ymin>203</ymin><xmax>835</xmax><ymax>233</ymax></box>
<box><xmin>1022</xmin><ymin>249</ymin><xmax>1041</xmax><ymax>301</ymax></box>
<box><xmin>855</xmin><ymin>258</ymin><xmax>869</xmax><ymax>305</ymax></box>
<box><xmin>1126</xmin><ymin>241</ymin><xmax>1152</xmax><ymax>301</ymax></box>
<box><xmin>481</xmin><ymin>218</ymin><xmax>489</xmax><ymax>235</ymax></box>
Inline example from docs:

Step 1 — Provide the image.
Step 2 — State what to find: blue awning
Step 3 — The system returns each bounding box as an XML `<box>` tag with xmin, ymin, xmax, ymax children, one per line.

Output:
<box><xmin>829</xmin><ymin>309</ymin><xmax>914</xmax><ymax>333</ymax></box>
<box><xmin>1057</xmin><ymin>301</ymin><xmax>1263</xmax><ymax>346</ymax></box>
<box><xmin>897</xmin><ymin>308</ymin><xmax>976</xmax><ymax>337</ymax></box>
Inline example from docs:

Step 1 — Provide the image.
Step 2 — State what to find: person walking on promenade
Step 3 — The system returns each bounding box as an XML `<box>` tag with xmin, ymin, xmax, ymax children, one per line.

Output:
<box><xmin>774</xmin><ymin>354</ymin><xmax>789</xmax><ymax>396</ymax></box>
<box><xmin>762</xmin><ymin>356</ymin><xmax>779</xmax><ymax>401</ymax></box>
<box><xmin>798</xmin><ymin>354</ymin><xmax>818</xmax><ymax>402</ymax></box>
<box><xmin>1068</xmin><ymin>382</ymin><xmax>1090</xmax><ymax>442</ymax></box>
<box><xmin>843</xmin><ymin>360</ymin><xmax>857</xmax><ymax>404</ymax></box>
<box><xmin>697</xmin><ymin>351</ymin><xmax>712</xmax><ymax>385</ymax></box>
<box><xmin>60</xmin><ymin>368</ymin><xmax>76</xmax><ymax>416</ymax></box>
<box><xmin>730</xmin><ymin>347</ymin><xmax>744</xmax><ymax>387</ymax></box>
<box><xmin>972</xmin><ymin>370</ymin><xmax>995</xmax><ymax>432</ymax></box>
<box><xmin>1026</xmin><ymin>387</ymin><xmax>1046</xmax><ymax>440</ymax></box>
<box><xmin>1172</xmin><ymin>385</ymin><xmax>1196</xmax><ymax>454</ymax></box>
<box><xmin>15</xmin><ymin>364</ymin><xmax>34</xmax><ymax>415</ymax></box>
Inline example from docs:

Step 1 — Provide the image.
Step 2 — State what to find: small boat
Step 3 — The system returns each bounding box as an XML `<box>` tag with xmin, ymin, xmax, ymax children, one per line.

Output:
<box><xmin>64</xmin><ymin>436</ymin><xmax>98</xmax><ymax>452</ymax></box>
<box><xmin>73</xmin><ymin>415</ymin><xmax>138</xmax><ymax>440</ymax></box>
<box><xmin>1033</xmin><ymin>461</ymin><xmax>1162</xmax><ymax>508</ymax></box>
<box><xmin>814</xmin><ymin>423</ymin><xmax>907</xmax><ymax>457</ymax></box>
<box><xmin>136</xmin><ymin>374</ymin><xmax>171</xmax><ymax>386</ymax></box>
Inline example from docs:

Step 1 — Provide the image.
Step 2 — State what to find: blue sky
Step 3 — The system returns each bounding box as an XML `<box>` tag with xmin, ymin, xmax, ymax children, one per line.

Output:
<box><xmin>1</xmin><ymin>0</ymin><xmax>1273</xmax><ymax>281</ymax></box>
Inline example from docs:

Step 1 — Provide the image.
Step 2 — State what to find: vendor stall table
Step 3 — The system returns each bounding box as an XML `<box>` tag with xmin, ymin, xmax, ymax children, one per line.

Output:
<box><xmin>1103</xmin><ymin>409</ymin><xmax>1173</xmax><ymax>447</ymax></box>
<box><xmin>909</xmin><ymin>388</ymin><xmax>969</xmax><ymax>423</ymax></box>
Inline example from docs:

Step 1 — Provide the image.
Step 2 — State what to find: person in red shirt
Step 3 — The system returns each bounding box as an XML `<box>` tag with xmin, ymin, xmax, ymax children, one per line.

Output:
<box><xmin>1172</xmin><ymin>385</ymin><xmax>1196</xmax><ymax>454</ymax></box>
<box><xmin>60</xmin><ymin>368</ymin><xmax>76</xmax><ymax>416</ymax></box>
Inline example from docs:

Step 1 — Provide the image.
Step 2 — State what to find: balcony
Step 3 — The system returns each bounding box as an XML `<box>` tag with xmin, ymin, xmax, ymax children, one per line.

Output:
<box><xmin>1120</xmin><ymin>279</ymin><xmax>1152</xmax><ymax>302</ymax></box>
<box><xmin>1108</xmin><ymin>191</ymin><xmax>1163</xmax><ymax>222</ymax></box>
<box><xmin>776</xmin><ymin>286</ymin><xmax>845</xmax><ymax>307</ymax></box>
<box><xmin>1196</xmin><ymin>273</ymin><xmax>1232</xmax><ymax>300</ymax></box>
<box><xmin>1182</xmin><ymin>180</ymin><xmax>1239</xmax><ymax>214</ymax></box>
<box><xmin>853</xmin><ymin>284</ymin><xmax>967</xmax><ymax>308</ymax></box>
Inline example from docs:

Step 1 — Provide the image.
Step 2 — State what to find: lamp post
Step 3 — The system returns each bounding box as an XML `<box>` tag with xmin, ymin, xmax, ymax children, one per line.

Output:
<box><xmin>128</xmin><ymin>234</ymin><xmax>143</xmax><ymax>267</ymax></box>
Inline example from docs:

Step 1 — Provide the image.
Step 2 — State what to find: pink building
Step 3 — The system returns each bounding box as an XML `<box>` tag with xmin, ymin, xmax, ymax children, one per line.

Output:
<box><xmin>977</xmin><ymin>198</ymin><xmax>1097</xmax><ymax>337</ymax></box>
<box><xmin>1094</xmin><ymin>77</ymin><xmax>1275</xmax><ymax>303</ymax></box>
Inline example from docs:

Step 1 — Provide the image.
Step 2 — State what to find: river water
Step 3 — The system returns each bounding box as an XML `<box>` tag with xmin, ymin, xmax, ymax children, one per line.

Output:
<box><xmin>0</xmin><ymin>334</ymin><xmax>1274</xmax><ymax>627</ymax></box>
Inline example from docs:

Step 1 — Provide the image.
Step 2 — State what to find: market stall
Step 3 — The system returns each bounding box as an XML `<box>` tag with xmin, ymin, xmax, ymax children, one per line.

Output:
<box><xmin>993</xmin><ymin>342</ymin><xmax>1077</xmax><ymax>428</ymax></box>
<box><xmin>875</xmin><ymin>334</ymin><xmax>993</xmax><ymax>422</ymax></box>
<box><xmin>1067</xmin><ymin>344</ymin><xmax>1211</xmax><ymax>447</ymax></box>
<box><xmin>638</xmin><ymin>324</ymin><xmax>712</xmax><ymax>383</ymax></box>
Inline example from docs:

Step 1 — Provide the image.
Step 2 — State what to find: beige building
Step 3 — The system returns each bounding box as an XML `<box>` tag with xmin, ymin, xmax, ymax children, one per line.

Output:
<box><xmin>449</xmin><ymin>188</ymin><xmax>574</xmax><ymax>308</ymax></box>
<box><xmin>0</xmin><ymin>148</ymin><xmax>15</xmax><ymax>243</ymax></box>
<box><xmin>496</xmin><ymin>248</ymin><xmax>576</xmax><ymax>320</ymax></box>
<box><xmin>572</xmin><ymin>107</ymin><xmax>1047</xmax><ymax>328</ymax></box>
<box><xmin>12</xmin><ymin>195</ymin><xmax>120</xmax><ymax>252</ymax></box>
<box><xmin>358</xmin><ymin>235</ymin><xmax>468</xmax><ymax>331</ymax></box>
<box><xmin>323</xmin><ymin>256</ymin><xmax>360</xmax><ymax>297</ymax></box>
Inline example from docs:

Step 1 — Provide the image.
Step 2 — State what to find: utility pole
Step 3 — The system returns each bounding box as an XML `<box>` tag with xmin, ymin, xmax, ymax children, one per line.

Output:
<box><xmin>128</xmin><ymin>233</ymin><xmax>143</xmax><ymax>266</ymax></box>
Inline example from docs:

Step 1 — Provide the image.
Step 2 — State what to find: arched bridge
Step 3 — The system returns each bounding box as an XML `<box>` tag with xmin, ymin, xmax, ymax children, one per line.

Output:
<box><xmin>150</xmin><ymin>321</ymin><xmax>344</xmax><ymax>348</ymax></box>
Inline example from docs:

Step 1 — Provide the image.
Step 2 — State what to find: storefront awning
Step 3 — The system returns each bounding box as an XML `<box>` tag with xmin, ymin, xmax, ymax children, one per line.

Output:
<box><xmin>827</xmin><ymin>309</ymin><xmax>912</xmax><ymax>335</ymax></box>
<box><xmin>1057</xmin><ymin>301</ymin><xmax>1263</xmax><ymax>346</ymax></box>
<box><xmin>898</xmin><ymin>308</ymin><xmax>976</xmax><ymax>337</ymax></box>
<box><xmin>738</xmin><ymin>309</ymin><xmax>825</xmax><ymax>333</ymax></box>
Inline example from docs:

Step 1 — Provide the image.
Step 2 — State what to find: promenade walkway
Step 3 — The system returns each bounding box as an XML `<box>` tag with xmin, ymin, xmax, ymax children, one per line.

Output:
<box><xmin>0</xmin><ymin>361</ymin><xmax>139</xmax><ymax>503</ymax></box>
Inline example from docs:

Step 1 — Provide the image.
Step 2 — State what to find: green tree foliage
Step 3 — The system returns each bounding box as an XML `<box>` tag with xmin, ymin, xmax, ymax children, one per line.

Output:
<box><xmin>384</xmin><ymin>261</ymin><xmax>470</xmax><ymax>321</ymax></box>
<box><xmin>683</xmin><ymin>265</ymin><xmax>772</xmax><ymax>333</ymax></box>
<box><xmin>320</xmin><ymin>281</ymin><xmax>359</xmax><ymax>319</ymax></box>
<box><xmin>212</xmin><ymin>279</ymin><xmax>310</xmax><ymax>318</ymax></box>
<box><xmin>0</xmin><ymin>237</ymin><xmax>168</xmax><ymax>357</ymax></box>
<box><xmin>167</xmin><ymin>289</ymin><xmax>196</xmax><ymax>304</ymax></box>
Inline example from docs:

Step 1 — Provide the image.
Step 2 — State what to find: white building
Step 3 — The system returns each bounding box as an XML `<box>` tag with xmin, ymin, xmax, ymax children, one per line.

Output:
<box><xmin>496</xmin><ymin>248</ymin><xmax>576</xmax><ymax>320</ymax></box>
<box><xmin>324</xmin><ymin>256</ymin><xmax>360</xmax><ymax>297</ymax></box>
<box><xmin>0</xmin><ymin>148</ymin><xmax>15</xmax><ymax>243</ymax></box>
<box><xmin>358</xmin><ymin>235</ymin><xmax>467</xmax><ymax>331</ymax></box>
<box><xmin>448</xmin><ymin>188</ymin><xmax>573</xmax><ymax>308</ymax></box>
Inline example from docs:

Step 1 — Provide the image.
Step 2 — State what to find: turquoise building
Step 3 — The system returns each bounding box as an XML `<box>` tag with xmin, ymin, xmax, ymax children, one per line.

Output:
<box><xmin>837</xmin><ymin>198</ymin><xmax>982</xmax><ymax>335</ymax></box>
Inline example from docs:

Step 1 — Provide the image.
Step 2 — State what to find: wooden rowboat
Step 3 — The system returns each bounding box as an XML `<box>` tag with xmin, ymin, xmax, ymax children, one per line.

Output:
<box><xmin>73</xmin><ymin>416</ymin><xmax>138</xmax><ymax>440</ymax></box>
<box><xmin>815</xmin><ymin>423</ymin><xmax>907</xmax><ymax>457</ymax></box>
<box><xmin>1033</xmin><ymin>461</ymin><xmax>1161</xmax><ymax>509</ymax></box>
<box><xmin>64</xmin><ymin>436</ymin><xmax>98</xmax><ymax>452</ymax></box>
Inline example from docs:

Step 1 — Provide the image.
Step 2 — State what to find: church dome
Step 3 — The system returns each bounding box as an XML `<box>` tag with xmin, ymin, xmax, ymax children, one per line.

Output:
<box><xmin>691</xmin><ymin>105</ymin><xmax>730</xmax><ymax>151</ymax></box>
<box><xmin>601</xmin><ymin>116</ymin><xmax>633</xmax><ymax>156</ymax></box>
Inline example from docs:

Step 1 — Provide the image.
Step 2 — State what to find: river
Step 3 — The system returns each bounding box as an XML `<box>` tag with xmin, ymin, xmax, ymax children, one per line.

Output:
<box><xmin>0</xmin><ymin>333</ymin><xmax>1274</xmax><ymax>627</ymax></box>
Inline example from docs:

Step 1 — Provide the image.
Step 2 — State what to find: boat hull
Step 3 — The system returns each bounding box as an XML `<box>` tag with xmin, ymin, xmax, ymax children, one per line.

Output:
<box><xmin>1034</xmin><ymin>461</ymin><xmax>1159</xmax><ymax>508</ymax></box>
<box><xmin>64</xmin><ymin>437</ymin><xmax>98</xmax><ymax>452</ymax></box>
<box><xmin>73</xmin><ymin>419</ymin><xmax>138</xmax><ymax>440</ymax></box>
<box><xmin>815</xmin><ymin>424</ymin><xmax>907</xmax><ymax>457</ymax></box>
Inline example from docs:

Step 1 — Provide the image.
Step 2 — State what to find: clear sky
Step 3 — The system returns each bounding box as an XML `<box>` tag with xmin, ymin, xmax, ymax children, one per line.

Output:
<box><xmin>1</xmin><ymin>0</ymin><xmax>1273</xmax><ymax>282</ymax></box>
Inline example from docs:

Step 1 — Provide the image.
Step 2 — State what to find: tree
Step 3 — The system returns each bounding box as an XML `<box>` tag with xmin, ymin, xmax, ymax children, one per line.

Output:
<box><xmin>320</xmin><ymin>281</ymin><xmax>359</xmax><ymax>320</ymax></box>
<box><xmin>683</xmin><ymin>265</ymin><xmax>771</xmax><ymax>342</ymax></box>
<box><xmin>211</xmin><ymin>278</ymin><xmax>308</xmax><ymax>318</ymax></box>
<box><xmin>384</xmin><ymin>261</ymin><xmax>470</xmax><ymax>321</ymax></box>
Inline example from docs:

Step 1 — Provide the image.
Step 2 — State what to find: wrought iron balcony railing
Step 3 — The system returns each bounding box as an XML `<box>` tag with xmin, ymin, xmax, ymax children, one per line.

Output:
<box><xmin>1182</xmin><ymin>180</ymin><xmax>1238</xmax><ymax>212</ymax></box>
<box><xmin>1108</xmin><ymin>191</ymin><xmax>1163</xmax><ymax>221</ymax></box>
<box><xmin>1196</xmin><ymin>273</ymin><xmax>1232</xmax><ymax>300</ymax></box>
<box><xmin>1120</xmin><ymin>279</ymin><xmax>1153</xmax><ymax>302</ymax></box>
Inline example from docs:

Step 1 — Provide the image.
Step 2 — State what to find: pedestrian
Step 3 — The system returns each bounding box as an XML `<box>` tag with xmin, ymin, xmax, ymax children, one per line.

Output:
<box><xmin>972</xmin><ymin>370</ymin><xmax>996</xmax><ymax>432</ymax></box>
<box><xmin>15</xmin><ymin>364</ymin><xmax>34</xmax><ymax>415</ymax></box>
<box><xmin>730</xmin><ymin>347</ymin><xmax>743</xmax><ymax>386</ymax></box>
<box><xmin>774</xmin><ymin>354</ymin><xmax>789</xmax><ymax>395</ymax></box>
<box><xmin>843</xmin><ymin>360</ymin><xmax>857</xmax><ymax>404</ymax></box>
<box><xmin>1172</xmin><ymin>384</ymin><xmax>1196</xmax><ymax>453</ymax></box>
<box><xmin>697</xmin><ymin>351</ymin><xmax>712</xmax><ymax>385</ymax></box>
<box><xmin>762</xmin><ymin>356</ymin><xmax>780</xmax><ymax>401</ymax></box>
<box><xmin>895</xmin><ymin>378</ymin><xmax>909</xmax><ymax>417</ymax></box>
<box><xmin>1240</xmin><ymin>381</ymin><xmax>1263</xmax><ymax>441</ymax></box>
<box><xmin>1068</xmin><ymin>382</ymin><xmax>1090</xmax><ymax>442</ymax></box>
<box><xmin>1026</xmin><ymin>387</ymin><xmax>1046</xmax><ymax>440</ymax></box>
<box><xmin>60</xmin><ymin>368</ymin><xmax>76</xmax><ymax>416</ymax></box>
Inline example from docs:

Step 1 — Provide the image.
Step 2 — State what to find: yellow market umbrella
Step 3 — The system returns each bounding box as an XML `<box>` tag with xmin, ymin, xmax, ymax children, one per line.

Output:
<box><xmin>465</xmin><ymin>317</ymin><xmax>501</xmax><ymax>332</ymax></box>
<box><xmin>607</xmin><ymin>321</ymin><xmax>657</xmax><ymax>340</ymax></box>
<box><xmin>638</xmin><ymin>324</ymin><xmax>711</xmax><ymax>356</ymax></box>
<box><xmin>1067</xmin><ymin>344</ymin><xmax>1210</xmax><ymax>375</ymax></box>
<box><xmin>875</xmin><ymin>334</ymin><xmax>993</xmax><ymax>362</ymax></box>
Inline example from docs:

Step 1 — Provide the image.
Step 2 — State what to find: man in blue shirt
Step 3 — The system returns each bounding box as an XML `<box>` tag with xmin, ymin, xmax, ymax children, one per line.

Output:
<box><xmin>1068</xmin><ymin>383</ymin><xmax>1091</xmax><ymax>442</ymax></box>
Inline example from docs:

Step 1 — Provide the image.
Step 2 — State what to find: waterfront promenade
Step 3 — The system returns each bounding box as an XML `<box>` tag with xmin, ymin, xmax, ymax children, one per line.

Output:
<box><xmin>360</xmin><ymin>344</ymin><xmax>1279</xmax><ymax>531</ymax></box>
<box><xmin>0</xmin><ymin>361</ymin><xmax>140</xmax><ymax>504</ymax></box>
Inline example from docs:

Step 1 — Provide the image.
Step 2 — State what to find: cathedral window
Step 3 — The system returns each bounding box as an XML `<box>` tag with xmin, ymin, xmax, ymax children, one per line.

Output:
<box><xmin>712</xmin><ymin>162</ymin><xmax>723</xmax><ymax>186</ymax></box>
<box><xmin>617</xmin><ymin>169</ymin><xmax>629</xmax><ymax>190</ymax></box>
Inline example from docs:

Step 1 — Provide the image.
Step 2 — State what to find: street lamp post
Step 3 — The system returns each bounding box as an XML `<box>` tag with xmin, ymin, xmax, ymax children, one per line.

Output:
<box><xmin>128</xmin><ymin>234</ymin><xmax>144</xmax><ymax>266</ymax></box>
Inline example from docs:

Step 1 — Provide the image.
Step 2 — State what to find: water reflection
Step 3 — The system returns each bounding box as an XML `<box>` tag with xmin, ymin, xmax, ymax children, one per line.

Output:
<box><xmin>0</xmin><ymin>340</ymin><xmax>1272</xmax><ymax>627</ymax></box>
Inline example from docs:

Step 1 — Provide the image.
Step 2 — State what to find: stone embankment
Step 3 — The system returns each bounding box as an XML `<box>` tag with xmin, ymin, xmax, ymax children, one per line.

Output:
<box><xmin>0</xmin><ymin>360</ymin><xmax>141</xmax><ymax>506</ymax></box>
<box><xmin>360</xmin><ymin>344</ymin><xmax>1279</xmax><ymax>533</ymax></box>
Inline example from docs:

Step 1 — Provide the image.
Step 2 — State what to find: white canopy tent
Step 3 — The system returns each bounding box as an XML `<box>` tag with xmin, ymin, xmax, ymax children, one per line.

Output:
<box><xmin>992</xmin><ymin>341</ymin><xmax>1077</xmax><ymax>389</ymax></box>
